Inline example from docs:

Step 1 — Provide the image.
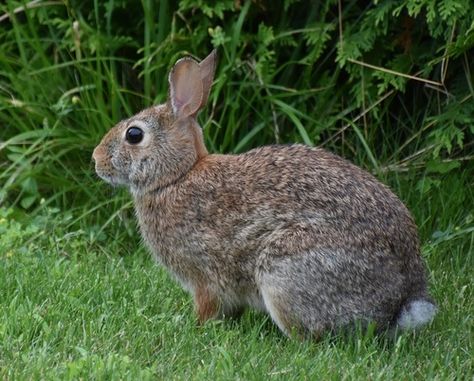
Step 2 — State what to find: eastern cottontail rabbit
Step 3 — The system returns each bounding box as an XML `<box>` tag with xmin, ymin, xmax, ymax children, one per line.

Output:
<box><xmin>93</xmin><ymin>50</ymin><xmax>436</xmax><ymax>337</ymax></box>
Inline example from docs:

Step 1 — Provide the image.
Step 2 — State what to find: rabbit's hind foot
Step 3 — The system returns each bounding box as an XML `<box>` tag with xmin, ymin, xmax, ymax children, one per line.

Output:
<box><xmin>194</xmin><ymin>286</ymin><xmax>220</xmax><ymax>324</ymax></box>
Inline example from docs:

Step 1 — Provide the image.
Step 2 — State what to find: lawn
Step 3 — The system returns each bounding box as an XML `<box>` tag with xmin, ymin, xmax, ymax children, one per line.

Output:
<box><xmin>1</xmin><ymin>170</ymin><xmax>472</xmax><ymax>380</ymax></box>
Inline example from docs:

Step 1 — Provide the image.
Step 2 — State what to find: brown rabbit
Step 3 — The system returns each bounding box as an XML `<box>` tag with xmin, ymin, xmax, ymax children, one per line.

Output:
<box><xmin>93</xmin><ymin>50</ymin><xmax>436</xmax><ymax>337</ymax></box>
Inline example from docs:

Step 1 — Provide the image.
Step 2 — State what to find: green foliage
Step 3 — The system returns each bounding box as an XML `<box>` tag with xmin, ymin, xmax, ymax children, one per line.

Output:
<box><xmin>0</xmin><ymin>0</ymin><xmax>473</xmax><ymax>215</ymax></box>
<box><xmin>0</xmin><ymin>207</ymin><xmax>39</xmax><ymax>256</ymax></box>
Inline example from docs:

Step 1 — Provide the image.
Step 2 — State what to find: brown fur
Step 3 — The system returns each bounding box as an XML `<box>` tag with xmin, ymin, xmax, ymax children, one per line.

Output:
<box><xmin>93</xmin><ymin>51</ymin><xmax>436</xmax><ymax>337</ymax></box>
<box><xmin>194</xmin><ymin>286</ymin><xmax>220</xmax><ymax>324</ymax></box>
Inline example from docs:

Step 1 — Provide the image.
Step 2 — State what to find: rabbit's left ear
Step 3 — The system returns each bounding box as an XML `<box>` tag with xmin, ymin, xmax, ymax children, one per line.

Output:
<box><xmin>169</xmin><ymin>50</ymin><xmax>217</xmax><ymax>119</ymax></box>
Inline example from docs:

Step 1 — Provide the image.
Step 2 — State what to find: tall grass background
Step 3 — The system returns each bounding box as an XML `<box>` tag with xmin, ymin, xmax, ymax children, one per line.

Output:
<box><xmin>0</xmin><ymin>0</ymin><xmax>473</xmax><ymax>379</ymax></box>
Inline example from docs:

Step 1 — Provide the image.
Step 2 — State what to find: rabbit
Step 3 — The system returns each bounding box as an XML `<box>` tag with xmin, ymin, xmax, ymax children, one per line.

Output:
<box><xmin>92</xmin><ymin>50</ymin><xmax>437</xmax><ymax>337</ymax></box>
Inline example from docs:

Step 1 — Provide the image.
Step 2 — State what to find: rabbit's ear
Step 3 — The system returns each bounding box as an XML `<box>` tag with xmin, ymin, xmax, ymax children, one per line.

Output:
<box><xmin>169</xmin><ymin>58</ymin><xmax>203</xmax><ymax>118</ymax></box>
<box><xmin>199</xmin><ymin>50</ymin><xmax>217</xmax><ymax>109</ymax></box>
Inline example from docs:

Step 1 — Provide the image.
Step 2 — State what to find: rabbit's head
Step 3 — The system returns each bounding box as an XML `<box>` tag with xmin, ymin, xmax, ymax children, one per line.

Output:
<box><xmin>92</xmin><ymin>50</ymin><xmax>217</xmax><ymax>194</ymax></box>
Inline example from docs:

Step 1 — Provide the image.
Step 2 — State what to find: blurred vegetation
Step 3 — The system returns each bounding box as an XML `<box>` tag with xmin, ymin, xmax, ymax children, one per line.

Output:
<box><xmin>0</xmin><ymin>0</ymin><xmax>473</xmax><ymax>231</ymax></box>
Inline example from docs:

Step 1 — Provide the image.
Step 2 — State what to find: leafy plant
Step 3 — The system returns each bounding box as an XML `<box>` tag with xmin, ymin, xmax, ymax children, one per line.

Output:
<box><xmin>0</xmin><ymin>0</ymin><xmax>472</xmax><ymax>224</ymax></box>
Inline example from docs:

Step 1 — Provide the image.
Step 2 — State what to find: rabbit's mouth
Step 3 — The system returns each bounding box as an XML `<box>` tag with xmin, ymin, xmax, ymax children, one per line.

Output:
<box><xmin>94</xmin><ymin>164</ymin><xmax>128</xmax><ymax>187</ymax></box>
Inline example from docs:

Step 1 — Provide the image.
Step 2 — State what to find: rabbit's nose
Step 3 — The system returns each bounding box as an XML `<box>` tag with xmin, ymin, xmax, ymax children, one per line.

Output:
<box><xmin>92</xmin><ymin>145</ymin><xmax>104</xmax><ymax>162</ymax></box>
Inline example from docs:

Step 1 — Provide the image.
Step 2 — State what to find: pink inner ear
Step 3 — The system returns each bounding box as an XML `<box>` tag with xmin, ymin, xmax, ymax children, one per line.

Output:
<box><xmin>169</xmin><ymin>59</ymin><xmax>203</xmax><ymax>118</ymax></box>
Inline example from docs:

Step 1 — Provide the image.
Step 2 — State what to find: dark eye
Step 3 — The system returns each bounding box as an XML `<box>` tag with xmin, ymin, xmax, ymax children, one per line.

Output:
<box><xmin>126</xmin><ymin>126</ymin><xmax>144</xmax><ymax>144</ymax></box>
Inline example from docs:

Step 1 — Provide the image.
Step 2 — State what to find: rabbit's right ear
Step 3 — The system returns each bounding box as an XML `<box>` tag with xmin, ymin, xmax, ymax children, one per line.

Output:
<box><xmin>169</xmin><ymin>58</ymin><xmax>204</xmax><ymax>119</ymax></box>
<box><xmin>198</xmin><ymin>50</ymin><xmax>217</xmax><ymax>110</ymax></box>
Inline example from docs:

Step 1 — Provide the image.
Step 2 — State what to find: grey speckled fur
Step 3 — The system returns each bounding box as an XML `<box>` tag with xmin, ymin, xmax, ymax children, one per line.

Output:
<box><xmin>93</xmin><ymin>51</ymin><xmax>436</xmax><ymax>337</ymax></box>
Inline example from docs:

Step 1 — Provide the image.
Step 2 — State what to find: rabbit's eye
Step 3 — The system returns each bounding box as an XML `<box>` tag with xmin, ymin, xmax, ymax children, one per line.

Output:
<box><xmin>126</xmin><ymin>127</ymin><xmax>144</xmax><ymax>144</ymax></box>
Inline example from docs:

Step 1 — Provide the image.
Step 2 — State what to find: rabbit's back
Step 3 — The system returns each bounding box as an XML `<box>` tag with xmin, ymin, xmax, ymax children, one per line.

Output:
<box><xmin>187</xmin><ymin>144</ymin><xmax>419</xmax><ymax>256</ymax></box>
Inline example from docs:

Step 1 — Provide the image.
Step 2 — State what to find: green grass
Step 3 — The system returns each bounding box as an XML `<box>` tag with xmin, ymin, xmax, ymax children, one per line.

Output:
<box><xmin>1</xmin><ymin>171</ymin><xmax>472</xmax><ymax>380</ymax></box>
<box><xmin>0</xmin><ymin>0</ymin><xmax>473</xmax><ymax>379</ymax></box>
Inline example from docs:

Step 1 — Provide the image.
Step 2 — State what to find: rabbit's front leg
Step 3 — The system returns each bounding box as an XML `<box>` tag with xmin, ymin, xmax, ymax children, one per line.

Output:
<box><xmin>194</xmin><ymin>286</ymin><xmax>219</xmax><ymax>324</ymax></box>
